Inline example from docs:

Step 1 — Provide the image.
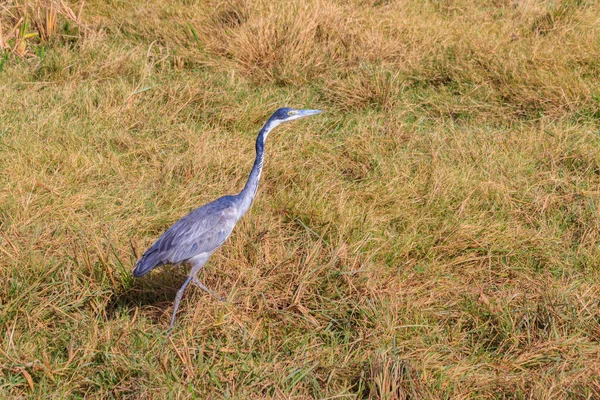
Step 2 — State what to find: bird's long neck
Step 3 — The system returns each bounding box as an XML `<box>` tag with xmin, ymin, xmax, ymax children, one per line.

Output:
<box><xmin>238</xmin><ymin>120</ymin><xmax>275</xmax><ymax>215</ymax></box>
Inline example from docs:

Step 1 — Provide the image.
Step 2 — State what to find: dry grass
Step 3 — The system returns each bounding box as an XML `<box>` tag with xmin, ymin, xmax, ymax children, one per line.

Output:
<box><xmin>1</xmin><ymin>0</ymin><xmax>600</xmax><ymax>397</ymax></box>
<box><xmin>0</xmin><ymin>0</ymin><xmax>85</xmax><ymax>57</ymax></box>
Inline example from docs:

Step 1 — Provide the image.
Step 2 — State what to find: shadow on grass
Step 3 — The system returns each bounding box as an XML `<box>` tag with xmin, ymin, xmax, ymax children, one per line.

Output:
<box><xmin>105</xmin><ymin>266</ymin><xmax>189</xmax><ymax>323</ymax></box>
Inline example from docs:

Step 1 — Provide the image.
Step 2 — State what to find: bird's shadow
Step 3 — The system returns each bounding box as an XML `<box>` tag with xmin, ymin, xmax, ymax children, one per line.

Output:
<box><xmin>106</xmin><ymin>266</ymin><xmax>188</xmax><ymax>322</ymax></box>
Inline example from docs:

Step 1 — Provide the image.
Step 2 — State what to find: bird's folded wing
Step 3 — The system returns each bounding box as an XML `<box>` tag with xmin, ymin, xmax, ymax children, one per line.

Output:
<box><xmin>137</xmin><ymin>199</ymin><xmax>239</xmax><ymax>269</ymax></box>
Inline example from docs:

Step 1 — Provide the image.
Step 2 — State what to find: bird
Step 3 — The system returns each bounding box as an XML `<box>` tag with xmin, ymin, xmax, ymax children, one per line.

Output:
<box><xmin>133</xmin><ymin>107</ymin><xmax>323</xmax><ymax>328</ymax></box>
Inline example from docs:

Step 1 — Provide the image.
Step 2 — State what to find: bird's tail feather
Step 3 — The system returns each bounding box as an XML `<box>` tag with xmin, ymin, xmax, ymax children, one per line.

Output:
<box><xmin>132</xmin><ymin>250</ymin><xmax>160</xmax><ymax>278</ymax></box>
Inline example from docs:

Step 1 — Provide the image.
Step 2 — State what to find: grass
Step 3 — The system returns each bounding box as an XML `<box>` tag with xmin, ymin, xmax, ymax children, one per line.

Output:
<box><xmin>1</xmin><ymin>0</ymin><xmax>600</xmax><ymax>397</ymax></box>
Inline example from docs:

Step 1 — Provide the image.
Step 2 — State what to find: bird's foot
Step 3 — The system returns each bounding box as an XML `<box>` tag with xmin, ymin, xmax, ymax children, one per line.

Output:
<box><xmin>192</xmin><ymin>277</ymin><xmax>225</xmax><ymax>302</ymax></box>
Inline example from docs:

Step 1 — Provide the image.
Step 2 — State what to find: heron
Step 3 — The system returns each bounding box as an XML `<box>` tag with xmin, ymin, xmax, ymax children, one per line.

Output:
<box><xmin>133</xmin><ymin>107</ymin><xmax>323</xmax><ymax>328</ymax></box>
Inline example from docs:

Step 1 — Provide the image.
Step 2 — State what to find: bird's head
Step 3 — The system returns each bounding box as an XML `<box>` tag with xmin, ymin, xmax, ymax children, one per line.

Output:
<box><xmin>259</xmin><ymin>107</ymin><xmax>322</xmax><ymax>140</ymax></box>
<box><xmin>268</xmin><ymin>107</ymin><xmax>323</xmax><ymax>125</ymax></box>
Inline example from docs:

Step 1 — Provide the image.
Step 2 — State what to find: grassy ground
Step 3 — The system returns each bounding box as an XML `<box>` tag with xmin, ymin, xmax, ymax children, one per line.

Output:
<box><xmin>1</xmin><ymin>0</ymin><xmax>600</xmax><ymax>397</ymax></box>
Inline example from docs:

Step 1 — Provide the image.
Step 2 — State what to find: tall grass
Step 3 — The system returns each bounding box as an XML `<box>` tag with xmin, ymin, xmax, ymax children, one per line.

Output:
<box><xmin>1</xmin><ymin>0</ymin><xmax>600</xmax><ymax>397</ymax></box>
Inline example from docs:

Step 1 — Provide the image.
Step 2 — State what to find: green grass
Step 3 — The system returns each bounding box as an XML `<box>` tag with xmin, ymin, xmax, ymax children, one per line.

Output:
<box><xmin>1</xmin><ymin>0</ymin><xmax>600</xmax><ymax>398</ymax></box>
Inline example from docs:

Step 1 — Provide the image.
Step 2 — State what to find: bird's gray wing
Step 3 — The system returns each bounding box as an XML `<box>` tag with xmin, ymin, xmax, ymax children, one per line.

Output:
<box><xmin>133</xmin><ymin>198</ymin><xmax>239</xmax><ymax>276</ymax></box>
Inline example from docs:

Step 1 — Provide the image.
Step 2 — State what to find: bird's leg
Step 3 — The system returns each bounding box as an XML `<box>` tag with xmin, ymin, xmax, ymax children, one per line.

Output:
<box><xmin>192</xmin><ymin>274</ymin><xmax>224</xmax><ymax>302</ymax></box>
<box><xmin>169</xmin><ymin>274</ymin><xmax>193</xmax><ymax>329</ymax></box>
<box><xmin>189</xmin><ymin>260</ymin><xmax>225</xmax><ymax>301</ymax></box>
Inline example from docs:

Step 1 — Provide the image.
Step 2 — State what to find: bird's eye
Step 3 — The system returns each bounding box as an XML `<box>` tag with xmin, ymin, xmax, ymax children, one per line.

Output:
<box><xmin>287</xmin><ymin>110</ymin><xmax>299</xmax><ymax>116</ymax></box>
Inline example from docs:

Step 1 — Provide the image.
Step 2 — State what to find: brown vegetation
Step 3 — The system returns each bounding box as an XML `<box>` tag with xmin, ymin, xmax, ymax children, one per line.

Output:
<box><xmin>1</xmin><ymin>0</ymin><xmax>600</xmax><ymax>397</ymax></box>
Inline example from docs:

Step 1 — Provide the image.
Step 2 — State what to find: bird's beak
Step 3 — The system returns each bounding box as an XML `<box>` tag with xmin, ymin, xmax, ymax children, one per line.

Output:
<box><xmin>298</xmin><ymin>109</ymin><xmax>323</xmax><ymax>118</ymax></box>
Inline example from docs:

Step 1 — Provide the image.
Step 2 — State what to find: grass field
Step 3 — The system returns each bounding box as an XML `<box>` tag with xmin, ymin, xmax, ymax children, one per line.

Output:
<box><xmin>1</xmin><ymin>0</ymin><xmax>600</xmax><ymax>397</ymax></box>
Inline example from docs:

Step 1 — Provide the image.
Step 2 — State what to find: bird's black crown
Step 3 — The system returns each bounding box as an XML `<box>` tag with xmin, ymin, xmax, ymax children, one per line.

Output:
<box><xmin>270</xmin><ymin>107</ymin><xmax>297</xmax><ymax>121</ymax></box>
